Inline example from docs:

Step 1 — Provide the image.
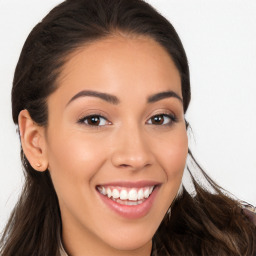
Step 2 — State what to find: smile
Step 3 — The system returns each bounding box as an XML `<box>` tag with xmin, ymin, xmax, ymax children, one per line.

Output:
<box><xmin>96</xmin><ymin>185</ymin><xmax>155</xmax><ymax>205</ymax></box>
<box><xmin>96</xmin><ymin>182</ymin><xmax>160</xmax><ymax>219</ymax></box>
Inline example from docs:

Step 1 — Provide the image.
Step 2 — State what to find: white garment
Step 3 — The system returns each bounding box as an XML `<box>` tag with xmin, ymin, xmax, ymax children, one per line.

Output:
<box><xmin>59</xmin><ymin>242</ymin><xmax>69</xmax><ymax>256</ymax></box>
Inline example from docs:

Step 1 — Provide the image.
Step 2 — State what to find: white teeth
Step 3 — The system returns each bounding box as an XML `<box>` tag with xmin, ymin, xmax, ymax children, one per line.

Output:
<box><xmin>112</xmin><ymin>189</ymin><xmax>119</xmax><ymax>199</ymax></box>
<box><xmin>98</xmin><ymin>186</ymin><xmax>106</xmax><ymax>195</ymax></box>
<box><xmin>113</xmin><ymin>198</ymin><xmax>144</xmax><ymax>205</ymax></box>
<box><xmin>97</xmin><ymin>185</ymin><xmax>155</xmax><ymax>202</ymax></box>
<box><xmin>101</xmin><ymin>186</ymin><xmax>106</xmax><ymax>195</ymax></box>
<box><xmin>128</xmin><ymin>189</ymin><xmax>138</xmax><ymax>201</ymax></box>
<box><xmin>138</xmin><ymin>188</ymin><xmax>144</xmax><ymax>200</ymax></box>
<box><xmin>98</xmin><ymin>186</ymin><xmax>102</xmax><ymax>192</ymax></box>
<box><xmin>120</xmin><ymin>189</ymin><xmax>128</xmax><ymax>200</ymax></box>
<box><xmin>124</xmin><ymin>200</ymin><xmax>141</xmax><ymax>205</ymax></box>
<box><xmin>144</xmin><ymin>188</ymin><xmax>150</xmax><ymax>198</ymax></box>
<box><xmin>107</xmin><ymin>188</ymin><xmax>112</xmax><ymax>198</ymax></box>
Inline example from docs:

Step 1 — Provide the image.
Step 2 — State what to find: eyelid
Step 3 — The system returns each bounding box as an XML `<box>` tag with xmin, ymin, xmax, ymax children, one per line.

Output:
<box><xmin>77</xmin><ymin>113</ymin><xmax>112</xmax><ymax>127</ymax></box>
<box><xmin>76</xmin><ymin>110</ymin><xmax>178</xmax><ymax>127</ymax></box>
<box><xmin>146</xmin><ymin>112</ymin><xmax>178</xmax><ymax>125</ymax></box>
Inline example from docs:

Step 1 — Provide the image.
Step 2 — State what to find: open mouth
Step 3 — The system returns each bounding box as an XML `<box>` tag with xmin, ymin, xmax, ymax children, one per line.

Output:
<box><xmin>96</xmin><ymin>185</ymin><xmax>156</xmax><ymax>206</ymax></box>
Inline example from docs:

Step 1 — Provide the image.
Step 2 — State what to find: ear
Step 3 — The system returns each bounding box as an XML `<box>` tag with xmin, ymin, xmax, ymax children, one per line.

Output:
<box><xmin>18</xmin><ymin>109</ymin><xmax>48</xmax><ymax>172</ymax></box>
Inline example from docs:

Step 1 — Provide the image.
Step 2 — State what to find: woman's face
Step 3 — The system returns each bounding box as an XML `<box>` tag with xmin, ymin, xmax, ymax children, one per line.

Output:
<box><xmin>45</xmin><ymin>35</ymin><xmax>188</xmax><ymax>254</ymax></box>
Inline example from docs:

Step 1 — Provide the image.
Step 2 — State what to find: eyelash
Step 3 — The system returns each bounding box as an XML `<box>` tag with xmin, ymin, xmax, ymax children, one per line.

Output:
<box><xmin>78</xmin><ymin>113</ymin><xmax>178</xmax><ymax>128</ymax></box>
<box><xmin>78</xmin><ymin>114</ymin><xmax>110</xmax><ymax>127</ymax></box>
<box><xmin>146</xmin><ymin>113</ymin><xmax>178</xmax><ymax>126</ymax></box>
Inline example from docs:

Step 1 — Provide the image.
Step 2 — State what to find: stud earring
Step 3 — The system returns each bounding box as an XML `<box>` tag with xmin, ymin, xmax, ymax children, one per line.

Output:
<box><xmin>36</xmin><ymin>163</ymin><xmax>42</xmax><ymax>167</ymax></box>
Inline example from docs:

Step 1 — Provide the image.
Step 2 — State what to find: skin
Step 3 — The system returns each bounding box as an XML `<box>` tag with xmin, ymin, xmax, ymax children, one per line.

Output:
<box><xmin>19</xmin><ymin>35</ymin><xmax>188</xmax><ymax>256</ymax></box>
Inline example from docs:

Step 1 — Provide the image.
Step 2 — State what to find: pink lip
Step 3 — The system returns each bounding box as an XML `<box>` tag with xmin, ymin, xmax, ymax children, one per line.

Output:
<box><xmin>96</xmin><ymin>182</ymin><xmax>160</xmax><ymax>219</ymax></box>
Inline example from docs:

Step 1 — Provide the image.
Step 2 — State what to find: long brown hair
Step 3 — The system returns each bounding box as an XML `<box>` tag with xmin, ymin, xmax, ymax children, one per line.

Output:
<box><xmin>1</xmin><ymin>0</ymin><xmax>255</xmax><ymax>255</ymax></box>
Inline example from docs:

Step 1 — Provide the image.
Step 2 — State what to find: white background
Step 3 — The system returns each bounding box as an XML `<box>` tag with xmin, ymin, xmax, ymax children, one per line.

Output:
<box><xmin>0</xmin><ymin>0</ymin><xmax>255</xmax><ymax>233</ymax></box>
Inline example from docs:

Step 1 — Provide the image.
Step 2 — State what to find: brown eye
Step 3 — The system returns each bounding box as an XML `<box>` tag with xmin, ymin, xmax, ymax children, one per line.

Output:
<box><xmin>147</xmin><ymin>114</ymin><xmax>176</xmax><ymax>126</ymax></box>
<box><xmin>87</xmin><ymin>116</ymin><xmax>100</xmax><ymax>125</ymax></box>
<box><xmin>79</xmin><ymin>115</ymin><xmax>109</xmax><ymax>126</ymax></box>
<box><xmin>151</xmin><ymin>115</ymin><xmax>165</xmax><ymax>125</ymax></box>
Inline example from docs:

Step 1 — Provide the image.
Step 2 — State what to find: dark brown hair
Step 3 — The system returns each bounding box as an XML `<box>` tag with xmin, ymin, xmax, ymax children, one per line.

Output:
<box><xmin>1</xmin><ymin>0</ymin><xmax>255</xmax><ymax>255</ymax></box>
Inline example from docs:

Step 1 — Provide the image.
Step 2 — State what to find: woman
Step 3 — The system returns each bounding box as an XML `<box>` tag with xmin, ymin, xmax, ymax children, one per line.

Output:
<box><xmin>0</xmin><ymin>0</ymin><xmax>255</xmax><ymax>255</ymax></box>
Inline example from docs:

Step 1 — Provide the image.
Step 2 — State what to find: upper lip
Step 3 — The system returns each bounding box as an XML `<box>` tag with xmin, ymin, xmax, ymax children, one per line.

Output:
<box><xmin>96</xmin><ymin>180</ymin><xmax>161</xmax><ymax>188</ymax></box>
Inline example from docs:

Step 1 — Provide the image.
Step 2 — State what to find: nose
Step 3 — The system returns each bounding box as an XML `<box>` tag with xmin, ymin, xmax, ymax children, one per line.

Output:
<box><xmin>110</xmin><ymin>125</ymin><xmax>154</xmax><ymax>171</ymax></box>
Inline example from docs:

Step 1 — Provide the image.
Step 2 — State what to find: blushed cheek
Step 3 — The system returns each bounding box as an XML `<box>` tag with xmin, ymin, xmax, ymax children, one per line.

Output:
<box><xmin>46</xmin><ymin>133</ymin><xmax>106</xmax><ymax>192</ymax></box>
<box><xmin>162</xmin><ymin>134</ymin><xmax>188</xmax><ymax>180</ymax></box>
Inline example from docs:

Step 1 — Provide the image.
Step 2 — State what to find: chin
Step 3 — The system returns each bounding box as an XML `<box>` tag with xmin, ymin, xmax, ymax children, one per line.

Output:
<box><xmin>97</xmin><ymin>221</ymin><xmax>157</xmax><ymax>251</ymax></box>
<box><xmin>107</xmin><ymin>234</ymin><xmax>152</xmax><ymax>251</ymax></box>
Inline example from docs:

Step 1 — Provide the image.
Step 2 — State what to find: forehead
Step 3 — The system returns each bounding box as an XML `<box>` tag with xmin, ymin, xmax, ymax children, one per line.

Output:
<box><xmin>53</xmin><ymin>35</ymin><xmax>182</xmax><ymax>105</ymax></box>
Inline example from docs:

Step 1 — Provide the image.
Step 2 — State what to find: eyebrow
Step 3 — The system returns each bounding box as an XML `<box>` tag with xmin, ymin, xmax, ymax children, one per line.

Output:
<box><xmin>66</xmin><ymin>89</ymin><xmax>183</xmax><ymax>107</ymax></box>
<box><xmin>147</xmin><ymin>91</ymin><xmax>183</xmax><ymax>104</ymax></box>
<box><xmin>66</xmin><ymin>90</ymin><xmax>120</xmax><ymax>106</ymax></box>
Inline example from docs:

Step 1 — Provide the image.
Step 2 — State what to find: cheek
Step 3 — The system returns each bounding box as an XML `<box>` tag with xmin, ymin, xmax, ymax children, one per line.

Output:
<box><xmin>46</xmin><ymin>129</ymin><xmax>107</xmax><ymax>191</ymax></box>
<box><xmin>153</xmin><ymin>129</ymin><xmax>188</xmax><ymax>179</ymax></box>
<box><xmin>149</xmin><ymin>128</ymin><xmax>188</xmax><ymax>218</ymax></box>
<box><xmin>169</xmin><ymin>134</ymin><xmax>188</xmax><ymax>175</ymax></box>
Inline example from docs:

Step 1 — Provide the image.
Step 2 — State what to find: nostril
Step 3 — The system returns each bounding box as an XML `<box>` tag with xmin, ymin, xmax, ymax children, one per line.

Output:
<box><xmin>111</xmin><ymin>148</ymin><xmax>154</xmax><ymax>170</ymax></box>
<box><xmin>120</xmin><ymin>164</ymin><xmax>130</xmax><ymax>168</ymax></box>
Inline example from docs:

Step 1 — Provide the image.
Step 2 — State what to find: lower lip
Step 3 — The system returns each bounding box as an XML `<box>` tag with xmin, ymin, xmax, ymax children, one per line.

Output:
<box><xmin>97</xmin><ymin>186</ymin><xmax>159</xmax><ymax>219</ymax></box>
